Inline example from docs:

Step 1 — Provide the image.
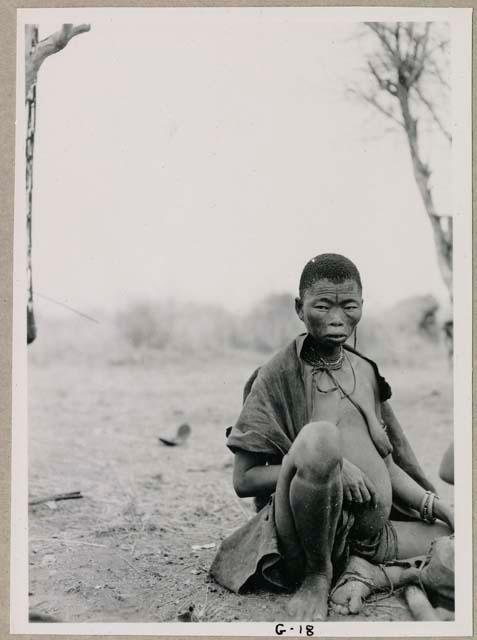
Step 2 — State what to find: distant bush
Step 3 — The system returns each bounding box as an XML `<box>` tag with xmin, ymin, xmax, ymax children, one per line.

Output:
<box><xmin>27</xmin><ymin>311</ymin><xmax>115</xmax><ymax>366</ymax></box>
<box><xmin>30</xmin><ymin>293</ymin><xmax>448</xmax><ymax>369</ymax></box>
<box><xmin>231</xmin><ymin>293</ymin><xmax>302</xmax><ymax>353</ymax></box>
<box><xmin>114</xmin><ymin>294</ymin><xmax>302</xmax><ymax>355</ymax></box>
<box><xmin>115</xmin><ymin>299</ymin><xmax>235</xmax><ymax>354</ymax></box>
<box><xmin>113</xmin><ymin>293</ymin><xmax>445</xmax><ymax>366</ymax></box>
<box><xmin>116</xmin><ymin>302</ymin><xmax>172</xmax><ymax>350</ymax></box>
<box><xmin>354</xmin><ymin>295</ymin><xmax>444</xmax><ymax>367</ymax></box>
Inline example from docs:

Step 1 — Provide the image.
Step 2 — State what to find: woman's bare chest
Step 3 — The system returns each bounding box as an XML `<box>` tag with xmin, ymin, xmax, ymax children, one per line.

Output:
<box><xmin>309</xmin><ymin>365</ymin><xmax>381</xmax><ymax>425</ymax></box>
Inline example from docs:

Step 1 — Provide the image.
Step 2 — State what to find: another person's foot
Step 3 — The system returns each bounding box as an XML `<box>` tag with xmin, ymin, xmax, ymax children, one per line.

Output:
<box><xmin>329</xmin><ymin>556</ymin><xmax>390</xmax><ymax>615</ymax></box>
<box><xmin>287</xmin><ymin>572</ymin><xmax>331</xmax><ymax>621</ymax></box>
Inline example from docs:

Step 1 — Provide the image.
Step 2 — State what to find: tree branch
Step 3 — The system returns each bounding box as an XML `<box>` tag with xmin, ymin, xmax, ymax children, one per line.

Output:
<box><xmin>407</xmin><ymin>23</ymin><xmax>431</xmax><ymax>86</ymax></box>
<box><xmin>25</xmin><ymin>24</ymin><xmax>91</xmax><ymax>98</ymax></box>
<box><xmin>350</xmin><ymin>87</ymin><xmax>404</xmax><ymax>128</ymax></box>
<box><xmin>412</xmin><ymin>84</ymin><xmax>452</xmax><ymax>143</ymax></box>
<box><xmin>368</xmin><ymin>60</ymin><xmax>395</xmax><ymax>95</ymax></box>
<box><xmin>403</xmin><ymin>22</ymin><xmax>415</xmax><ymax>44</ymax></box>
<box><xmin>427</xmin><ymin>59</ymin><xmax>451</xmax><ymax>91</ymax></box>
<box><xmin>395</xmin><ymin>23</ymin><xmax>402</xmax><ymax>59</ymax></box>
<box><xmin>365</xmin><ymin>22</ymin><xmax>401</xmax><ymax>65</ymax></box>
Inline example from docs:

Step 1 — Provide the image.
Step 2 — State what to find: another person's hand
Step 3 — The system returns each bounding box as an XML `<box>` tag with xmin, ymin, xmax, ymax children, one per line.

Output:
<box><xmin>341</xmin><ymin>458</ymin><xmax>377</xmax><ymax>506</ymax></box>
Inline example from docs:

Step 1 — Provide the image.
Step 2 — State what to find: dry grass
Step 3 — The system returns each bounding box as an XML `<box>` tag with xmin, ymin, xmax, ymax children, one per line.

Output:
<box><xmin>27</xmin><ymin>297</ymin><xmax>453</xmax><ymax>622</ymax></box>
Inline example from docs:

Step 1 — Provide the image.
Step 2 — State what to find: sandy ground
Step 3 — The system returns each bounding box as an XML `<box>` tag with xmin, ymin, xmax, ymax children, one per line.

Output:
<box><xmin>28</xmin><ymin>345</ymin><xmax>453</xmax><ymax>624</ymax></box>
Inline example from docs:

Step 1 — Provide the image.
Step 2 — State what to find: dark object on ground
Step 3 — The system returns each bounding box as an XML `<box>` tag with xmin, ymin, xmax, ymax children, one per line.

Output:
<box><xmin>29</xmin><ymin>491</ymin><xmax>83</xmax><ymax>506</ymax></box>
<box><xmin>158</xmin><ymin>423</ymin><xmax>191</xmax><ymax>447</ymax></box>
<box><xmin>177</xmin><ymin>604</ymin><xmax>198</xmax><ymax>622</ymax></box>
<box><xmin>29</xmin><ymin>610</ymin><xmax>60</xmax><ymax>622</ymax></box>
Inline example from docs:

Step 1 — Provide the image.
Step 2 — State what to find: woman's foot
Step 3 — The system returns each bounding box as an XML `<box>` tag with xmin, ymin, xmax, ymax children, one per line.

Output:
<box><xmin>287</xmin><ymin>573</ymin><xmax>332</xmax><ymax>621</ymax></box>
<box><xmin>329</xmin><ymin>556</ymin><xmax>391</xmax><ymax>615</ymax></box>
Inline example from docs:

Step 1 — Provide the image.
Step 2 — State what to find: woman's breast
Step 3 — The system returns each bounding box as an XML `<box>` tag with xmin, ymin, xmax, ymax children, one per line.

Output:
<box><xmin>337</xmin><ymin>402</ymin><xmax>393</xmax><ymax>537</ymax></box>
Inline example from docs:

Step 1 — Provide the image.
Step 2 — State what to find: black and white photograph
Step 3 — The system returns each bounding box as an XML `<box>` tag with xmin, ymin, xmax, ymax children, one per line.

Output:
<box><xmin>10</xmin><ymin>6</ymin><xmax>472</xmax><ymax>636</ymax></box>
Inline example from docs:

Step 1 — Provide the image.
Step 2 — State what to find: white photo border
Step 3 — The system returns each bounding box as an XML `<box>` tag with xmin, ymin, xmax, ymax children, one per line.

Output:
<box><xmin>11</xmin><ymin>6</ymin><xmax>473</xmax><ymax>637</ymax></box>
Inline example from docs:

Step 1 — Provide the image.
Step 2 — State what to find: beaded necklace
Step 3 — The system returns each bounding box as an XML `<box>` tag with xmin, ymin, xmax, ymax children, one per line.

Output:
<box><xmin>302</xmin><ymin>342</ymin><xmax>345</xmax><ymax>371</ymax></box>
<box><xmin>316</xmin><ymin>351</ymin><xmax>357</xmax><ymax>398</ymax></box>
<box><xmin>302</xmin><ymin>341</ymin><xmax>356</xmax><ymax>398</ymax></box>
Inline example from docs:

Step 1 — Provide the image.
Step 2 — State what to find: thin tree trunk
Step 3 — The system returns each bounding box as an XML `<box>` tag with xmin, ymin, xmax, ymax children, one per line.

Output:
<box><xmin>24</xmin><ymin>23</ymin><xmax>90</xmax><ymax>344</ymax></box>
<box><xmin>397</xmin><ymin>84</ymin><xmax>453</xmax><ymax>300</ymax></box>
<box><xmin>26</xmin><ymin>25</ymin><xmax>38</xmax><ymax>344</ymax></box>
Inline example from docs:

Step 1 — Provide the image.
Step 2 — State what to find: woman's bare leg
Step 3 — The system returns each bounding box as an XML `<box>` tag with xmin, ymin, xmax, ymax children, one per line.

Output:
<box><xmin>330</xmin><ymin>555</ymin><xmax>420</xmax><ymax>615</ymax></box>
<box><xmin>330</xmin><ymin>520</ymin><xmax>452</xmax><ymax>614</ymax></box>
<box><xmin>392</xmin><ymin>520</ymin><xmax>451</xmax><ymax>559</ymax></box>
<box><xmin>275</xmin><ymin>421</ymin><xmax>343</xmax><ymax>620</ymax></box>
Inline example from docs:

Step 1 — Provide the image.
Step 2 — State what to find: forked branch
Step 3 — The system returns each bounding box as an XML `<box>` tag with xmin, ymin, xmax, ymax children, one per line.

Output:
<box><xmin>25</xmin><ymin>24</ymin><xmax>91</xmax><ymax>98</ymax></box>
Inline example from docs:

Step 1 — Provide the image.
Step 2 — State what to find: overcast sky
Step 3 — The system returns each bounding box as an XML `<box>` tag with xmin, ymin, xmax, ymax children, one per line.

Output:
<box><xmin>25</xmin><ymin>10</ymin><xmax>452</xmax><ymax>317</ymax></box>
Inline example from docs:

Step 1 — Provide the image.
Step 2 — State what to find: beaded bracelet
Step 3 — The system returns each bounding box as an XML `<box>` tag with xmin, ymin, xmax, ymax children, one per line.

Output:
<box><xmin>420</xmin><ymin>491</ymin><xmax>438</xmax><ymax>524</ymax></box>
<box><xmin>430</xmin><ymin>493</ymin><xmax>439</xmax><ymax>522</ymax></box>
<box><xmin>419</xmin><ymin>491</ymin><xmax>429</xmax><ymax>518</ymax></box>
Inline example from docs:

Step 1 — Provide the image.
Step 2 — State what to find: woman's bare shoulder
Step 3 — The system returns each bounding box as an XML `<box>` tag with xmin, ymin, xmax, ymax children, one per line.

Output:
<box><xmin>344</xmin><ymin>346</ymin><xmax>391</xmax><ymax>399</ymax></box>
<box><xmin>346</xmin><ymin>349</ymin><xmax>376</xmax><ymax>379</ymax></box>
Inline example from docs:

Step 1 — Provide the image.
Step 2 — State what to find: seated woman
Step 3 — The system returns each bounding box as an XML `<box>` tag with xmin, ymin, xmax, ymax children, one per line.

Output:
<box><xmin>210</xmin><ymin>253</ymin><xmax>454</xmax><ymax>620</ymax></box>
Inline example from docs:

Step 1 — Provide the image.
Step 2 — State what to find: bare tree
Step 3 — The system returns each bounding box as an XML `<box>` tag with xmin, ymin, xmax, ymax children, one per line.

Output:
<box><xmin>352</xmin><ymin>22</ymin><xmax>452</xmax><ymax>304</ymax></box>
<box><xmin>25</xmin><ymin>24</ymin><xmax>90</xmax><ymax>344</ymax></box>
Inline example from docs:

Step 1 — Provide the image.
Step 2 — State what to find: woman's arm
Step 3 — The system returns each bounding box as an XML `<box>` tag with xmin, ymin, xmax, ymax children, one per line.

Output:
<box><xmin>386</xmin><ymin>456</ymin><xmax>454</xmax><ymax>531</ymax></box>
<box><xmin>382</xmin><ymin>401</ymin><xmax>436</xmax><ymax>492</ymax></box>
<box><xmin>233</xmin><ymin>450</ymin><xmax>281</xmax><ymax>498</ymax></box>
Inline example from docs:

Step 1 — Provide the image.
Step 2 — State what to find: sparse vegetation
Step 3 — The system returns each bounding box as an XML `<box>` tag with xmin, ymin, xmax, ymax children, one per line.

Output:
<box><xmin>29</xmin><ymin>293</ymin><xmax>447</xmax><ymax>370</ymax></box>
<box><xmin>113</xmin><ymin>293</ymin><xmax>446</xmax><ymax>367</ymax></box>
<box><xmin>28</xmin><ymin>313</ymin><xmax>453</xmax><ymax>622</ymax></box>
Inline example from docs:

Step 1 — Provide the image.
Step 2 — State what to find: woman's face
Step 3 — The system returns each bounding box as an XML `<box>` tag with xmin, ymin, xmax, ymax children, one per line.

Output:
<box><xmin>295</xmin><ymin>278</ymin><xmax>363</xmax><ymax>347</ymax></box>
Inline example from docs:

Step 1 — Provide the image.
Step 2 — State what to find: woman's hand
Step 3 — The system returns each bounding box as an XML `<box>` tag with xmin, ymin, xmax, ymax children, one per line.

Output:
<box><xmin>434</xmin><ymin>499</ymin><xmax>454</xmax><ymax>532</ymax></box>
<box><xmin>342</xmin><ymin>458</ymin><xmax>377</xmax><ymax>506</ymax></box>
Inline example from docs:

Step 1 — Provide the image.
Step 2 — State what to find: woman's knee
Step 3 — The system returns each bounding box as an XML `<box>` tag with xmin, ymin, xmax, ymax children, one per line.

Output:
<box><xmin>291</xmin><ymin>421</ymin><xmax>341</xmax><ymax>478</ymax></box>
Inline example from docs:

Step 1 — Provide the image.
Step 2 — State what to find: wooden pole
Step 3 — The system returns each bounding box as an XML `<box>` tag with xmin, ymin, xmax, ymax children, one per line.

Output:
<box><xmin>25</xmin><ymin>25</ymin><xmax>38</xmax><ymax>344</ymax></box>
<box><xmin>24</xmin><ymin>24</ymin><xmax>90</xmax><ymax>344</ymax></box>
